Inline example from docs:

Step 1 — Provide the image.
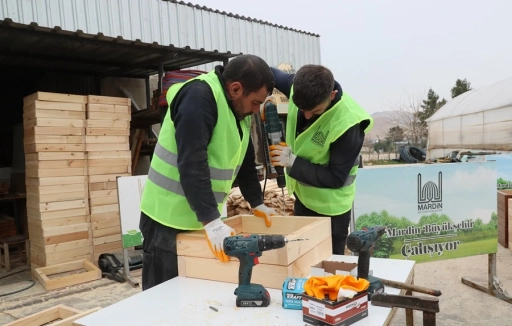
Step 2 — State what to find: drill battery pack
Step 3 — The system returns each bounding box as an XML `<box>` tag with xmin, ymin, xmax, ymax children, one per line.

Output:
<box><xmin>282</xmin><ymin>277</ymin><xmax>308</xmax><ymax>310</ymax></box>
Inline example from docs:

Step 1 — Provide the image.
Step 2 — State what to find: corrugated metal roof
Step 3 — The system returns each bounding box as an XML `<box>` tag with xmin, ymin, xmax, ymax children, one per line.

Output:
<box><xmin>0</xmin><ymin>18</ymin><xmax>238</xmax><ymax>77</ymax></box>
<box><xmin>160</xmin><ymin>0</ymin><xmax>320</xmax><ymax>37</ymax></box>
<box><xmin>0</xmin><ymin>0</ymin><xmax>321</xmax><ymax>71</ymax></box>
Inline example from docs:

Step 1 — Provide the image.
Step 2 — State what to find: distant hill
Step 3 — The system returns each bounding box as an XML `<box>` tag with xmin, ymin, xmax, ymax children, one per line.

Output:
<box><xmin>366</xmin><ymin>111</ymin><xmax>395</xmax><ymax>141</ymax></box>
<box><xmin>366</xmin><ymin>110</ymin><xmax>414</xmax><ymax>142</ymax></box>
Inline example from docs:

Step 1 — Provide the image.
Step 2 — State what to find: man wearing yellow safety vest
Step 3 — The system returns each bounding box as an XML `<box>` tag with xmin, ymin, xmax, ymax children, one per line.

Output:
<box><xmin>269</xmin><ymin>64</ymin><xmax>374</xmax><ymax>255</ymax></box>
<box><xmin>139</xmin><ymin>55</ymin><xmax>278</xmax><ymax>291</ymax></box>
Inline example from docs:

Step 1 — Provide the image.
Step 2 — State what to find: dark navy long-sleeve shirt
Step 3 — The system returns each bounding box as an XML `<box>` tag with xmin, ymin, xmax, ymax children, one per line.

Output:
<box><xmin>271</xmin><ymin>67</ymin><xmax>369</xmax><ymax>189</ymax></box>
<box><xmin>169</xmin><ymin>66</ymin><xmax>263</xmax><ymax>224</ymax></box>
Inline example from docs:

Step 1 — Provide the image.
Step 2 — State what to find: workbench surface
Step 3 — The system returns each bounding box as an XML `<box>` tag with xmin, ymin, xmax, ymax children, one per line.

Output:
<box><xmin>75</xmin><ymin>255</ymin><xmax>415</xmax><ymax>326</ymax></box>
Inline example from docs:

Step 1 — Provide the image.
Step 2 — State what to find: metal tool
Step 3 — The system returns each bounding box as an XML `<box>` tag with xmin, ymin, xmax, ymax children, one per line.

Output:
<box><xmin>223</xmin><ymin>234</ymin><xmax>308</xmax><ymax>307</ymax></box>
<box><xmin>346</xmin><ymin>225</ymin><xmax>387</xmax><ymax>300</ymax></box>
<box><xmin>260</xmin><ymin>97</ymin><xmax>286</xmax><ymax>199</ymax></box>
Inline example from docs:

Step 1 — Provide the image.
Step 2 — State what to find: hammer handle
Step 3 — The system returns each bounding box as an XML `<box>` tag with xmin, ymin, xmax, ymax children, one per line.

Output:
<box><xmin>377</xmin><ymin>277</ymin><xmax>442</xmax><ymax>297</ymax></box>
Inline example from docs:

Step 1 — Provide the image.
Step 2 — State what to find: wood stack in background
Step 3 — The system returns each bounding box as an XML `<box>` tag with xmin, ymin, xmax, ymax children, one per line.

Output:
<box><xmin>226</xmin><ymin>180</ymin><xmax>295</xmax><ymax>217</ymax></box>
<box><xmin>22</xmin><ymin>92</ymin><xmax>92</xmax><ymax>269</ymax></box>
<box><xmin>85</xmin><ymin>95</ymin><xmax>132</xmax><ymax>264</ymax></box>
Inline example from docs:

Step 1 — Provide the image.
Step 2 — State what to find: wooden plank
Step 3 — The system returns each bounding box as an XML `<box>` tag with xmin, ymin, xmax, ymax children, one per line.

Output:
<box><xmin>88</xmin><ymin>173</ymin><xmax>129</xmax><ymax>183</ymax></box>
<box><xmin>52</xmin><ymin>307</ymin><xmax>102</xmax><ymax>326</ymax></box>
<box><xmin>85</xmin><ymin>135</ymin><xmax>129</xmax><ymax>143</ymax></box>
<box><xmin>34</xmin><ymin>259</ymin><xmax>101</xmax><ymax>290</ymax></box>
<box><xmin>92</xmin><ymin>226</ymin><xmax>121</xmax><ymax>238</ymax></box>
<box><xmin>87</xmin><ymin>112</ymin><xmax>131</xmax><ymax>121</ymax></box>
<box><xmin>26</xmin><ymin>176</ymin><xmax>88</xmax><ymax>186</ymax></box>
<box><xmin>89</xmin><ymin>189</ymin><xmax>118</xmax><ymax>199</ymax></box>
<box><xmin>87</xmin><ymin>95</ymin><xmax>130</xmax><ymax>106</ymax></box>
<box><xmin>24</xmin><ymin>135</ymin><xmax>85</xmax><ymax>145</ymax></box>
<box><xmin>27</xmin><ymin>207</ymin><xmax>89</xmax><ymax>220</ymax></box>
<box><xmin>26</xmin><ymin>160</ymin><xmax>87</xmax><ymax>169</ymax></box>
<box><xmin>44</xmin><ymin>239</ymin><xmax>92</xmax><ymax>254</ymax></box>
<box><xmin>177</xmin><ymin>236</ymin><xmax>333</xmax><ymax>290</ymax></box>
<box><xmin>89</xmin><ymin>181</ymin><xmax>117</xmax><ymax>191</ymax></box>
<box><xmin>92</xmin><ymin>219</ymin><xmax>120</xmax><ymax>230</ymax></box>
<box><xmin>26</xmin><ymin>199</ymin><xmax>87</xmax><ymax>212</ymax></box>
<box><xmin>23</xmin><ymin>108</ymin><xmax>86</xmax><ymax>120</ymax></box>
<box><xmin>93</xmin><ymin>234</ymin><xmax>122</xmax><ymax>246</ymax></box>
<box><xmin>25</xmin><ymin>152</ymin><xmax>86</xmax><ymax>161</ymax></box>
<box><xmin>26</xmin><ymin>183</ymin><xmax>88</xmax><ymax>195</ymax></box>
<box><xmin>24</xmin><ymin>126</ymin><xmax>85</xmax><ymax>137</ymax></box>
<box><xmin>26</xmin><ymin>167</ymin><xmax>88</xmax><ymax>178</ymax></box>
<box><xmin>86</xmin><ymin>119</ymin><xmax>129</xmax><ymax>128</ymax></box>
<box><xmin>26</xmin><ymin>190</ymin><xmax>87</xmax><ymax>203</ymax></box>
<box><xmin>24</xmin><ymin>143</ymin><xmax>86</xmax><ymax>153</ymax></box>
<box><xmin>93</xmin><ymin>241</ymin><xmax>122</xmax><ymax>254</ymax></box>
<box><xmin>86</xmin><ymin>151</ymin><xmax>131</xmax><ymax>159</ymax></box>
<box><xmin>28</xmin><ymin>216</ymin><xmax>89</xmax><ymax>230</ymax></box>
<box><xmin>86</xmin><ymin>128</ymin><xmax>130</xmax><ymax>136</ymax></box>
<box><xmin>32</xmin><ymin>246</ymin><xmax>91</xmax><ymax>263</ymax></box>
<box><xmin>24</xmin><ymin>118</ymin><xmax>84</xmax><ymax>128</ymax></box>
<box><xmin>3</xmin><ymin>305</ymin><xmax>61</xmax><ymax>326</ymax></box>
<box><xmin>85</xmin><ymin>143</ymin><xmax>129</xmax><ymax>151</ymax></box>
<box><xmin>90</xmin><ymin>211</ymin><xmax>120</xmax><ymax>223</ymax></box>
<box><xmin>90</xmin><ymin>204</ymin><xmax>119</xmax><ymax>215</ymax></box>
<box><xmin>24</xmin><ymin>92</ymin><xmax>87</xmax><ymax>105</ymax></box>
<box><xmin>86</xmin><ymin>103</ymin><xmax>115</xmax><ymax>113</ymax></box>
<box><xmin>24</xmin><ymin>100</ymin><xmax>85</xmax><ymax>112</ymax></box>
<box><xmin>88</xmin><ymin>165</ymin><xmax>131</xmax><ymax>175</ymax></box>
<box><xmin>89</xmin><ymin>195</ymin><xmax>118</xmax><ymax>206</ymax></box>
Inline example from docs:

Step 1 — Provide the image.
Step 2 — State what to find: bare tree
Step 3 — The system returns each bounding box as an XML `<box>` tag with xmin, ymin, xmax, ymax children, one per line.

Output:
<box><xmin>385</xmin><ymin>90</ymin><xmax>427</xmax><ymax>147</ymax></box>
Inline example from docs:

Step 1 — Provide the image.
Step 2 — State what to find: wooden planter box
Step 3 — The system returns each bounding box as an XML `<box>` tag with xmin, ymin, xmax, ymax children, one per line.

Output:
<box><xmin>176</xmin><ymin>215</ymin><xmax>332</xmax><ymax>289</ymax></box>
<box><xmin>497</xmin><ymin>190</ymin><xmax>512</xmax><ymax>248</ymax></box>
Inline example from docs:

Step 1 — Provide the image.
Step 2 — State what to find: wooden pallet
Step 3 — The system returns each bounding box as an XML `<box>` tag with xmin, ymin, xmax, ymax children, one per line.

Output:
<box><xmin>4</xmin><ymin>304</ymin><xmax>101</xmax><ymax>326</ymax></box>
<box><xmin>34</xmin><ymin>259</ymin><xmax>101</xmax><ymax>290</ymax></box>
<box><xmin>85</xmin><ymin>96</ymin><xmax>131</xmax><ymax>263</ymax></box>
<box><xmin>176</xmin><ymin>214</ymin><xmax>332</xmax><ymax>289</ymax></box>
<box><xmin>23</xmin><ymin>93</ymin><xmax>93</xmax><ymax>268</ymax></box>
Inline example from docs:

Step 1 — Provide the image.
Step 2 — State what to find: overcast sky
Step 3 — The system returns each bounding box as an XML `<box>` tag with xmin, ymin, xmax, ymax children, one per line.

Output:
<box><xmin>193</xmin><ymin>0</ymin><xmax>512</xmax><ymax>114</ymax></box>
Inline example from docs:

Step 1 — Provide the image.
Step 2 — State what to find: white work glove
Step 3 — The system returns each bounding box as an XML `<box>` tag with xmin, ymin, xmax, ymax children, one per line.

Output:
<box><xmin>253</xmin><ymin>204</ymin><xmax>277</xmax><ymax>227</ymax></box>
<box><xmin>269</xmin><ymin>142</ymin><xmax>296</xmax><ymax>168</ymax></box>
<box><xmin>204</xmin><ymin>218</ymin><xmax>236</xmax><ymax>263</ymax></box>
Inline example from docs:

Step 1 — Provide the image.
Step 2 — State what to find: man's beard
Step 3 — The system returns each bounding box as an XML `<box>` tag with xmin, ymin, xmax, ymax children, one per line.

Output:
<box><xmin>233</xmin><ymin>99</ymin><xmax>251</xmax><ymax>120</ymax></box>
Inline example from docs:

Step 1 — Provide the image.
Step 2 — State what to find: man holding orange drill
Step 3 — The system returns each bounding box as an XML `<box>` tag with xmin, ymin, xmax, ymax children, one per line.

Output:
<box><xmin>269</xmin><ymin>64</ymin><xmax>374</xmax><ymax>255</ymax></box>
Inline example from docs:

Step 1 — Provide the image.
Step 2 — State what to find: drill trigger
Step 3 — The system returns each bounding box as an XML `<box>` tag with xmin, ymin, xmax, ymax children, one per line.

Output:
<box><xmin>254</xmin><ymin>257</ymin><xmax>259</xmax><ymax>265</ymax></box>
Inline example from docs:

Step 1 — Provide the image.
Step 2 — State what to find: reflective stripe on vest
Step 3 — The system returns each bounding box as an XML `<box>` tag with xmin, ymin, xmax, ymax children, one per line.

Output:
<box><xmin>285</xmin><ymin>87</ymin><xmax>373</xmax><ymax>216</ymax></box>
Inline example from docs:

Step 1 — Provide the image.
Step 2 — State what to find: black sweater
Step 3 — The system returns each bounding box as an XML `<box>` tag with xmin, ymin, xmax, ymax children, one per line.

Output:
<box><xmin>169</xmin><ymin>66</ymin><xmax>263</xmax><ymax>224</ymax></box>
<box><xmin>271</xmin><ymin>67</ymin><xmax>368</xmax><ymax>189</ymax></box>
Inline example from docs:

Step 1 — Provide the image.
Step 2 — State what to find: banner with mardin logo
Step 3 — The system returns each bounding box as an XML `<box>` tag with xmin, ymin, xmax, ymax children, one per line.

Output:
<box><xmin>353</xmin><ymin>161</ymin><xmax>498</xmax><ymax>263</ymax></box>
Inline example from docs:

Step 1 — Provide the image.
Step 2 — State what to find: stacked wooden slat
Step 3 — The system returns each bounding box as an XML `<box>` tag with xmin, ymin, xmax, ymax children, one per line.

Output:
<box><xmin>85</xmin><ymin>95</ymin><xmax>132</xmax><ymax>263</ymax></box>
<box><xmin>226</xmin><ymin>180</ymin><xmax>295</xmax><ymax>217</ymax></box>
<box><xmin>22</xmin><ymin>92</ymin><xmax>92</xmax><ymax>268</ymax></box>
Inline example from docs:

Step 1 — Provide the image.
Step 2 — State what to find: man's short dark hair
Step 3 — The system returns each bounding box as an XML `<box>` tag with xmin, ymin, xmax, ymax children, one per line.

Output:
<box><xmin>292</xmin><ymin>64</ymin><xmax>335</xmax><ymax>111</ymax></box>
<box><xmin>223</xmin><ymin>54</ymin><xmax>275</xmax><ymax>95</ymax></box>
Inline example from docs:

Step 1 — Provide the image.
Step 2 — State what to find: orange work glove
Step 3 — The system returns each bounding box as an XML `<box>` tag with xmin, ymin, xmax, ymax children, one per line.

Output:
<box><xmin>203</xmin><ymin>218</ymin><xmax>236</xmax><ymax>263</ymax></box>
<box><xmin>269</xmin><ymin>142</ymin><xmax>296</xmax><ymax>168</ymax></box>
<box><xmin>304</xmin><ymin>275</ymin><xmax>370</xmax><ymax>301</ymax></box>
<box><xmin>253</xmin><ymin>204</ymin><xmax>277</xmax><ymax>227</ymax></box>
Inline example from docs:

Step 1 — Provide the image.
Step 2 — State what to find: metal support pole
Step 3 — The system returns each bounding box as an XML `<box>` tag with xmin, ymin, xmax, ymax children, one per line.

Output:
<box><xmin>461</xmin><ymin>252</ymin><xmax>512</xmax><ymax>304</ymax></box>
<box><xmin>122</xmin><ymin>248</ymin><xmax>139</xmax><ymax>288</ymax></box>
<box><xmin>158</xmin><ymin>62</ymin><xmax>165</xmax><ymax>125</ymax></box>
<box><xmin>145</xmin><ymin>76</ymin><xmax>151</xmax><ymax>110</ymax></box>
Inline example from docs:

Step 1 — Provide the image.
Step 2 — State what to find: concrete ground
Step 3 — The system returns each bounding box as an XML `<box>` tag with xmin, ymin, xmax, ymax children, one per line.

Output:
<box><xmin>1</xmin><ymin>246</ymin><xmax>512</xmax><ymax>325</ymax></box>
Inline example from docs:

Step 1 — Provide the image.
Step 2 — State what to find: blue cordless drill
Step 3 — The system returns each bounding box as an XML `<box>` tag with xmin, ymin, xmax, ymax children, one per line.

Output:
<box><xmin>223</xmin><ymin>234</ymin><xmax>307</xmax><ymax>307</ymax></box>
